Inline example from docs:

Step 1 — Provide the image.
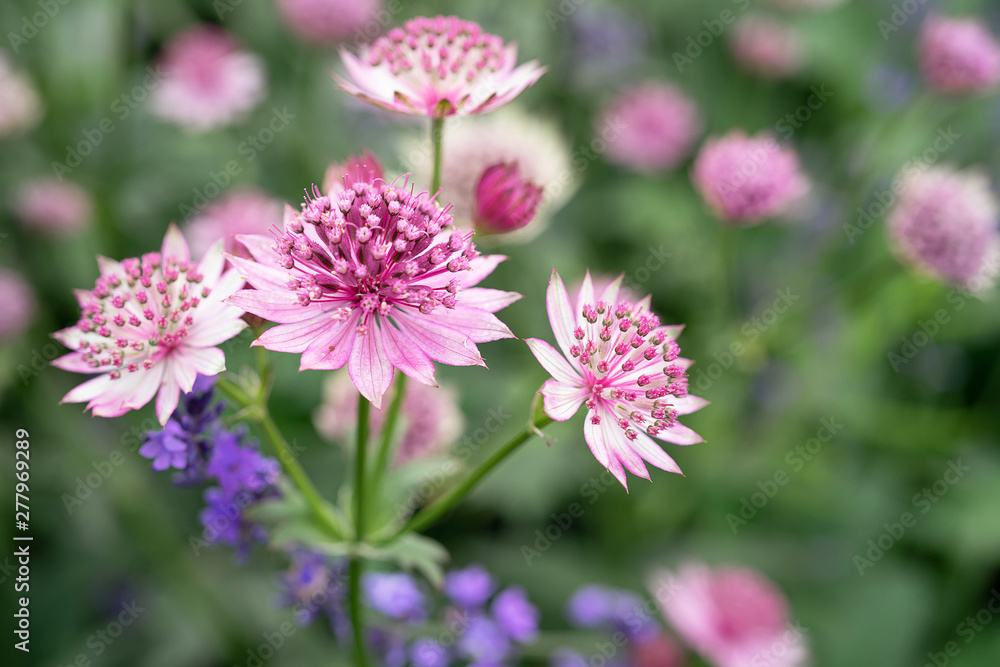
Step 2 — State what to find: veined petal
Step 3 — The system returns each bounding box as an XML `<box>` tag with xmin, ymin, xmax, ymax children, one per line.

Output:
<box><xmin>628</xmin><ymin>430</ymin><xmax>683</xmax><ymax>475</ymax></box>
<box><xmin>51</xmin><ymin>352</ymin><xmax>100</xmax><ymax>374</ymax></box>
<box><xmin>380</xmin><ymin>320</ymin><xmax>437</xmax><ymax>387</ymax></box>
<box><xmin>394</xmin><ymin>311</ymin><xmax>485</xmax><ymax>367</ymax></box>
<box><xmin>197</xmin><ymin>240</ymin><xmax>226</xmax><ymax>283</ymax></box>
<box><xmin>348</xmin><ymin>320</ymin><xmax>394</xmax><ymax>409</ymax></box>
<box><xmin>256</xmin><ymin>315</ymin><xmax>336</xmax><ymax>353</ymax></box>
<box><xmin>546</xmin><ymin>270</ymin><xmax>576</xmax><ymax>358</ymax></box>
<box><xmin>226</xmin><ymin>289</ymin><xmax>318</xmax><ymax>324</ymax></box>
<box><xmin>540</xmin><ymin>379</ymin><xmax>588</xmax><ymax>421</ymax></box>
<box><xmin>155</xmin><ymin>367</ymin><xmax>181</xmax><ymax>425</ymax></box>
<box><xmin>426</xmin><ymin>307</ymin><xmax>514</xmax><ymax>343</ymax></box>
<box><xmin>459</xmin><ymin>287</ymin><xmax>523</xmax><ymax>313</ymax></box>
<box><xmin>525</xmin><ymin>338</ymin><xmax>580</xmax><ymax>384</ymax></box>
<box><xmin>299</xmin><ymin>314</ymin><xmax>358</xmax><ymax>370</ymax></box>
<box><xmin>161</xmin><ymin>223</ymin><xmax>190</xmax><ymax>264</ymax></box>
<box><xmin>672</xmin><ymin>395</ymin><xmax>709</xmax><ymax>415</ymax></box>
<box><xmin>226</xmin><ymin>252</ymin><xmax>289</xmax><ymax>291</ymax></box>
<box><xmin>655</xmin><ymin>423</ymin><xmax>704</xmax><ymax>446</ymax></box>
<box><xmin>235</xmin><ymin>233</ymin><xmax>281</xmax><ymax>265</ymax></box>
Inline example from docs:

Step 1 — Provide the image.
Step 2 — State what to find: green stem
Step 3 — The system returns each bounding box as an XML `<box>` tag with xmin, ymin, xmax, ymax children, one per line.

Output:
<box><xmin>350</xmin><ymin>396</ymin><xmax>371</xmax><ymax>667</ymax></box>
<box><xmin>371</xmin><ymin>375</ymin><xmax>407</xmax><ymax>497</ymax></box>
<box><xmin>215</xmin><ymin>377</ymin><xmax>345</xmax><ymax>540</ymax></box>
<box><xmin>430</xmin><ymin>117</ymin><xmax>444</xmax><ymax>196</ymax></box>
<box><xmin>397</xmin><ymin>414</ymin><xmax>554</xmax><ymax>537</ymax></box>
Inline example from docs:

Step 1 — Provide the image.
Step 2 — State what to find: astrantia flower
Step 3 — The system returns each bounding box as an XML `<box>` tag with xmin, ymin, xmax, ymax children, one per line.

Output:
<box><xmin>13</xmin><ymin>178</ymin><xmax>93</xmax><ymax>235</ymax></box>
<box><xmin>0</xmin><ymin>269</ymin><xmax>36</xmax><ymax>341</ymax></box>
<box><xmin>421</xmin><ymin>108</ymin><xmax>575</xmax><ymax>232</ymax></box>
<box><xmin>525</xmin><ymin>271</ymin><xmax>706</xmax><ymax>489</ymax></box>
<box><xmin>887</xmin><ymin>166</ymin><xmax>1000</xmax><ymax>290</ymax></box>
<box><xmin>729</xmin><ymin>15</ymin><xmax>806</xmax><ymax>79</ymax></box>
<box><xmin>151</xmin><ymin>26</ymin><xmax>266</xmax><ymax>132</ymax></box>
<box><xmin>225</xmin><ymin>177</ymin><xmax>520</xmax><ymax>408</ymax></box>
<box><xmin>186</xmin><ymin>189</ymin><xmax>284</xmax><ymax>261</ymax></box>
<box><xmin>692</xmin><ymin>131</ymin><xmax>808</xmax><ymax>224</ymax></box>
<box><xmin>600</xmin><ymin>81</ymin><xmax>701</xmax><ymax>173</ymax></box>
<box><xmin>54</xmin><ymin>225</ymin><xmax>248</xmax><ymax>424</ymax></box>
<box><xmin>336</xmin><ymin>15</ymin><xmax>546</xmax><ymax>118</ymax></box>
<box><xmin>315</xmin><ymin>370</ymin><xmax>464</xmax><ymax>465</ymax></box>
<box><xmin>474</xmin><ymin>162</ymin><xmax>544</xmax><ymax>234</ymax></box>
<box><xmin>656</xmin><ymin>564</ymin><xmax>807</xmax><ymax>667</ymax></box>
<box><xmin>919</xmin><ymin>16</ymin><xmax>1000</xmax><ymax>95</ymax></box>
<box><xmin>0</xmin><ymin>51</ymin><xmax>42</xmax><ymax>137</ymax></box>
<box><xmin>277</xmin><ymin>0</ymin><xmax>382</xmax><ymax>45</ymax></box>
<box><xmin>323</xmin><ymin>151</ymin><xmax>385</xmax><ymax>197</ymax></box>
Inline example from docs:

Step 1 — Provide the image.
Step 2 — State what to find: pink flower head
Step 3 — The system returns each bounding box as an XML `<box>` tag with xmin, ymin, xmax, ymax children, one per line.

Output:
<box><xmin>0</xmin><ymin>51</ymin><xmax>42</xmax><ymax>137</ymax></box>
<box><xmin>692</xmin><ymin>131</ymin><xmax>808</xmax><ymax>224</ymax></box>
<box><xmin>655</xmin><ymin>564</ymin><xmax>807</xmax><ymax>667</ymax></box>
<box><xmin>323</xmin><ymin>150</ymin><xmax>386</xmax><ymax>197</ymax></box>
<box><xmin>54</xmin><ymin>225</ymin><xmax>248</xmax><ymax>424</ymax></box>
<box><xmin>151</xmin><ymin>26</ymin><xmax>266</xmax><ymax>132</ymax></box>
<box><xmin>336</xmin><ymin>16</ymin><xmax>546</xmax><ymax>118</ymax></box>
<box><xmin>186</xmin><ymin>189</ymin><xmax>284</xmax><ymax>261</ymax></box>
<box><xmin>632</xmin><ymin>634</ymin><xmax>686</xmax><ymax>667</ymax></box>
<box><xmin>277</xmin><ymin>0</ymin><xmax>382</xmax><ymax>45</ymax></box>
<box><xmin>888</xmin><ymin>166</ymin><xmax>1000</xmax><ymax>290</ymax></box>
<box><xmin>474</xmin><ymin>162</ymin><xmax>544</xmax><ymax>234</ymax></box>
<box><xmin>13</xmin><ymin>178</ymin><xmax>93</xmax><ymax>235</ymax></box>
<box><xmin>0</xmin><ymin>269</ymin><xmax>36</xmax><ymax>341</ymax></box>
<box><xmin>764</xmin><ymin>0</ymin><xmax>847</xmax><ymax>9</ymax></box>
<box><xmin>225</xmin><ymin>176</ymin><xmax>521</xmax><ymax>408</ymax></box>
<box><xmin>525</xmin><ymin>271</ymin><xmax>706</xmax><ymax>489</ymax></box>
<box><xmin>729</xmin><ymin>15</ymin><xmax>806</xmax><ymax>79</ymax></box>
<box><xmin>315</xmin><ymin>370</ymin><xmax>464</xmax><ymax>465</ymax></box>
<box><xmin>601</xmin><ymin>81</ymin><xmax>701</xmax><ymax>173</ymax></box>
<box><xmin>919</xmin><ymin>16</ymin><xmax>1000</xmax><ymax>95</ymax></box>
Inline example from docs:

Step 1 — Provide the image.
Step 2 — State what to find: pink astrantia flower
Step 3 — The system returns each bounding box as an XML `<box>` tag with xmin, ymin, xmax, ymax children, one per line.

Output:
<box><xmin>692</xmin><ymin>131</ymin><xmax>808</xmax><ymax>224</ymax></box>
<box><xmin>474</xmin><ymin>162</ymin><xmax>544</xmax><ymax>234</ymax></box>
<box><xmin>225</xmin><ymin>176</ymin><xmax>521</xmax><ymax>408</ymax></box>
<box><xmin>186</xmin><ymin>189</ymin><xmax>284</xmax><ymax>261</ymax></box>
<box><xmin>525</xmin><ymin>271</ymin><xmax>706</xmax><ymax>489</ymax></box>
<box><xmin>336</xmin><ymin>16</ymin><xmax>546</xmax><ymax>118</ymax></box>
<box><xmin>277</xmin><ymin>0</ymin><xmax>382</xmax><ymax>45</ymax></box>
<box><xmin>919</xmin><ymin>16</ymin><xmax>1000</xmax><ymax>95</ymax></box>
<box><xmin>13</xmin><ymin>178</ymin><xmax>93</xmax><ymax>235</ymax></box>
<box><xmin>0</xmin><ymin>51</ymin><xmax>42</xmax><ymax>137</ymax></box>
<box><xmin>654</xmin><ymin>564</ymin><xmax>807</xmax><ymax>667</ymax></box>
<box><xmin>151</xmin><ymin>26</ymin><xmax>266</xmax><ymax>132</ymax></box>
<box><xmin>54</xmin><ymin>225</ymin><xmax>248</xmax><ymax>424</ymax></box>
<box><xmin>729</xmin><ymin>15</ymin><xmax>806</xmax><ymax>80</ymax></box>
<box><xmin>600</xmin><ymin>81</ymin><xmax>701</xmax><ymax>173</ymax></box>
<box><xmin>887</xmin><ymin>166</ymin><xmax>1000</xmax><ymax>290</ymax></box>
<box><xmin>315</xmin><ymin>371</ymin><xmax>464</xmax><ymax>465</ymax></box>
<box><xmin>0</xmin><ymin>269</ymin><xmax>37</xmax><ymax>341</ymax></box>
<box><xmin>323</xmin><ymin>151</ymin><xmax>386</xmax><ymax>197</ymax></box>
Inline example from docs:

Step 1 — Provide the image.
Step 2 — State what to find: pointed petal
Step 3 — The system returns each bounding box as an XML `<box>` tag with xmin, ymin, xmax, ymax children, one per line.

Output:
<box><xmin>628</xmin><ymin>430</ymin><xmax>683</xmax><ymax>475</ymax></box>
<box><xmin>672</xmin><ymin>395</ymin><xmax>709</xmax><ymax>416</ymax></box>
<box><xmin>584</xmin><ymin>409</ymin><xmax>628</xmax><ymax>490</ymax></box>
<box><xmin>51</xmin><ymin>352</ymin><xmax>100</xmax><ymax>374</ymax></box>
<box><xmin>226</xmin><ymin>290</ymin><xmax>317</xmax><ymax>324</ymax></box>
<box><xmin>235</xmin><ymin>233</ymin><xmax>281</xmax><ymax>265</ymax></box>
<box><xmin>380</xmin><ymin>320</ymin><xmax>437</xmax><ymax>387</ymax></box>
<box><xmin>655</xmin><ymin>423</ymin><xmax>704</xmax><ymax>446</ymax></box>
<box><xmin>225</xmin><ymin>253</ymin><xmax>289</xmax><ymax>291</ymax></box>
<box><xmin>525</xmin><ymin>338</ymin><xmax>580</xmax><ymax>384</ymax></box>
<box><xmin>299</xmin><ymin>314</ymin><xmax>358</xmax><ymax>370</ymax></box>
<box><xmin>185</xmin><ymin>316</ymin><xmax>248</xmax><ymax>348</ymax></box>
<box><xmin>546</xmin><ymin>270</ymin><xmax>576</xmax><ymax>359</ymax></box>
<box><xmin>576</xmin><ymin>271</ymin><xmax>595</xmax><ymax>326</ymax></box>
<box><xmin>599</xmin><ymin>275</ymin><xmax>624</xmax><ymax>309</ymax></box>
<box><xmin>61</xmin><ymin>373</ymin><xmax>113</xmax><ymax>405</ymax></box>
<box><xmin>459</xmin><ymin>287</ymin><xmax>522</xmax><ymax>313</ymax></box>
<box><xmin>197</xmin><ymin>240</ymin><xmax>226</xmax><ymax>282</ymax></box>
<box><xmin>426</xmin><ymin>307</ymin><xmax>514</xmax><ymax>343</ymax></box>
<box><xmin>182</xmin><ymin>346</ymin><xmax>226</xmax><ymax>380</ymax></box>
<box><xmin>161</xmin><ymin>223</ymin><xmax>190</xmax><ymax>264</ymax></box>
<box><xmin>393</xmin><ymin>311</ymin><xmax>485</xmax><ymax>367</ymax></box>
<box><xmin>256</xmin><ymin>315</ymin><xmax>335</xmax><ymax>353</ymax></box>
<box><xmin>540</xmin><ymin>379</ymin><xmax>588</xmax><ymax>421</ymax></box>
<box><xmin>155</xmin><ymin>367</ymin><xmax>181</xmax><ymax>425</ymax></box>
<box><xmin>348</xmin><ymin>320</ymin><xmax>394</xmax><ymax>409</ymax></box>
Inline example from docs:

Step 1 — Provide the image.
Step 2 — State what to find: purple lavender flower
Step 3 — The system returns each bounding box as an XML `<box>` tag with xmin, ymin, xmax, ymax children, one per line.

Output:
<box><xmin>445</xmin><ymin>564</ymin><xmax>496</xmax><ymax>608</ymax></box>
<box><xmin>410</xmin><ymin>638</ymin><xmax>450</xmax><ymax>667</ymax></box>
<box><xmin>492</xmin><ymin>587</ymin><xmax>539</xmax><ymax>643</ymax></box>
<box><xmin>277</xmin><ymin>550</ymin><xmax>344</xmax><ymax>625</ymax></box>
<box><xmin>457</xmin><ymin>616</ymin><xmax>511</xmax><ymax>664</ymax></box>
<box><xmin>363</xmin><ymin>572</ymin><xmax>427</xmax><ymax>622</ymax></box>
<box><xmin>567</xmin><ymin>585</ymin><xmax>655</xmax><ymax>641</ymax></box>
<box><xmin>207</xmin><ymin>429</ymin><xmax>281</xmax><ymax>496</ymax></box>
<box><xmin>139</xmin><ymin>374</ymin><xmax>225</xmax><ymax>478</ymax></box>
<box><xmin>199</xmin><ymin>488</ymin><xmax>268</xmax><ymax>560</ymax></box>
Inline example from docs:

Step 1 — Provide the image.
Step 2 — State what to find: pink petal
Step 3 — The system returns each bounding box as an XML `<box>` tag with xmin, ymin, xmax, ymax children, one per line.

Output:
<box><xmin>603</xmin><ymin>420</ymin><xmax>650</xmax><ymax>481</ymax></box>
<box><xmin>425</xmin><ymin>307</ymin><xmax>514</xmax><ymax>343</ymax></box>
<box><xmin>117</xmin><ymin>364</ymin><xmax>166</xmax><ymax>414</ymax></box>
<box><xmin>161</xmin><ymin>223</ymin><xmax>190</xmax><ymax>264</ymax></box>
<box><xmin>226</xmin><ymin>290</ymin><xmax>317</xmax><ymax>324</ymax></box>
<box><xmin>628</xmin><ymin>429</ymin><xmax>682</xmax><ymax>475</ymax></box>
<box><xmin>185</xmin><ymin>316</ymin><xmax>247</xmax><ymax>348</ymax></box>
<box><xmin>576</xmin><ymin>271</ymin><xmax>595</xmax><ymax>326</ymax></box>
<box><xmin>299</xmin><ymin>315</ymin><xmax>358</xmax><ymax>370</ymax></box>
<box><xmin>540</xmin><ymin>379</ymin><xmax>588</xmax><ymax>421</ymax></box>
<box><xmin>51</xmin><ymin>352</ymin><xmax>100</xmax><ymax>374</ymax></box>
<box><xmin>599</xmin><ymin>275</ymin><xmax>624</xmax><ymax>309</ymax></box>
<box><xmin>225</xmin><ymin>253</ymin><xmax>289</xmax><ymax>291</ymax></box>
<box><xmin>672</xmin><ymin>395</ymin><xmax>709</xmax><ymax>416</ymax></box>
<box><xmin>459</xmin><ymin>287</ymin><xmax>523</xmax><ymax>313</ymax></box>
<box><xmin>655</xmin><ymin>423</ymin><xmax>704</xmax><ymax>446</ymax></box>
<box><xmin>348</xmin><ymin>320</ymin><xmax>394</xmax><ymax>409</ymax></box>
<box><xmin>256</xmin><ymin>315</ymin><xmax>336</xmax><ymax>353</ymax></box>
<box><xmin>525</xmin><ymin>338</ymin><xmax>580</xmax><ymax>384</ymax></box>
<box><xmin>380</xmin><ymin>320</ymin><xmax>438</xmax><ymax>387</ymax></box>
<box><xmin>182</xmin><ymin>346</ymin><xmax>226</xmax><ymax>380</ymax></box>
<box><xmin>426</xmin><ymin>254</ymin><xmax>506</xmax><ymax>290</ymax></box>
<box><xmin>155</xmin><ymin>369</ymin><xmax>181</xmax><ymax>425</ymax></box>
<box><xmin>196</xmin><ymin>240</ymin><xmax>225</xmax><ymax>283</ymax></box>
<box><xmin>235</xmin><ymin>233</ymin><xmax>281</xmax><ymax>265</ymax></box>
<box><xmin>546</xmin><ymin>270</ymin><xmax>577</xmax><ymax>359</ymax></box>
<box><xmin>62</xmin><ymin>373</ymin><xmax>113</xmax><ymax>405</ymax></box>
<box><xmin>584</xmin><ymin>410</ymin><xmax>628</xmax><ymax>490</ymax></box>
<box><xmin>394</xmin><ymin>311</ymin><xmax>485</xmax><ymax>367</ymax></box>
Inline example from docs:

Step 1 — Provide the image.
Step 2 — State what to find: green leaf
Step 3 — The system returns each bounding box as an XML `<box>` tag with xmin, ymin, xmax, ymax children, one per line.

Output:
<box><xmin>369</xmin><ymin>533</ymin><xmax>450</xmax><ymax>586</ymax></box>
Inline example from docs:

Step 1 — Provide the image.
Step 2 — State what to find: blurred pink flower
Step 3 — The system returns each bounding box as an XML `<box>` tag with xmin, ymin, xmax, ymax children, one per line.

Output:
<box><xmin>0</xmin><ymin>51</ymin><xmax>42</xmax><ymax>136</ymax></box>
<box><xmin>655</xmin><ymin>564</ymin><xmax>807</xmax><ymax>667</ymax></box>
<box><xmin>186</xmin><ymin>189</ymin><xmax>284</xmax><ymax>260</ymax></box>
<box><xmin>729</xmin><ymin>16</ymin><xmax>806</xmax><ymax>79</ymax></box>
<box><xmin>888</xmin><ymin>166</ymin><xmax>999</xmax><ymax>290</ymax></box>
<box><xmin>692</xmin><ymin>131</ymin><xmax>808</xmax><ymax>224</ymax></box>
<box><xmin>54</xmin><ymin>226</ymin><xmax>247</xmax><ymax>424</ymax></box>
<box><xmin>336</xmin><ymin>16</ymin><xmax>546</xmax><ymax>118</ymax></box>
<box><xmin>276</xmin><ymin>0</ymin><xmax>382</xmax><ymax>45</ymax></box>
<box><xmin>764</xmin><ymin>0</ymin><xmax>847</xmax><ymax>9</ymax></box>
<box><xmin>474</xmin><ymin>162</ymin><xmax>544</xmax><ymax>234</ymax></box>
<box><xmin>632</xmin><ymin>634</ymin><xmax>686</xmax><ymax>667</ymax></box>
<box><xmin>315</xmin><ymin>370</ymin><xmax>464</xmax><ymax>465</ymax></box>
<box><xmin>151</xmin><ymin>26</ymin><xmax>266</xmax><ymax>132</ymax></box>
<box><xmin>225</xmin><ymin>177</ymin><xmax>520</xmax><ymax>408</ymax></box>
<box><xmin>0</xmin><ymin>269</ymin><xmax>37</xmax><ymax>341</ymax></box>
<box><xmin>919</xmin><ymin>16</ymin><xmax>1000</xmax><ymax>95</ymax></box>
<box><xmin>323</xmin><ymin>150</ymin><xmax>386</xmax><ymax>197</ymax></box>
<box><xmin>525</xmin><ymin>271</ymin><xmax>706</xmax><ymax>490</ymax></box>
<box><xmin>13</xmin><ymin>178</ymin><xmax>93</xmax><ymax>235</ymax></box>
<box><xmin>600</xmin><ymin>81</ymin><xmax>701</xmax><ymax>173</ymax></box>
